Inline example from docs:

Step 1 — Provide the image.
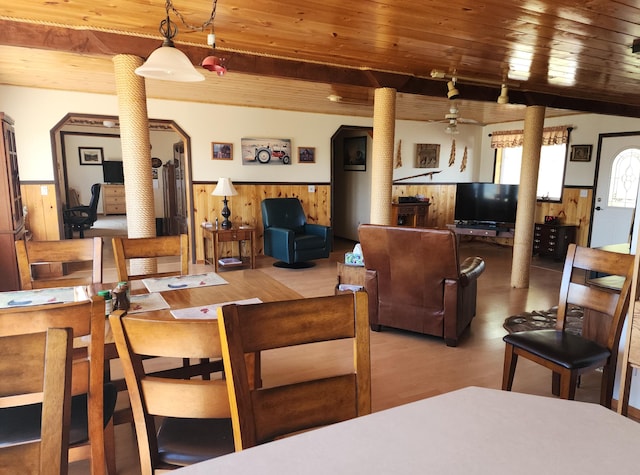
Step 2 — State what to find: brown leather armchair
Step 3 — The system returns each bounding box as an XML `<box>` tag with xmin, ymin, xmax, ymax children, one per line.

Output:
<box><xmin>358</xmin><ymin>224</ymin><xmax>485</xmax><ymax>347</ymax></box>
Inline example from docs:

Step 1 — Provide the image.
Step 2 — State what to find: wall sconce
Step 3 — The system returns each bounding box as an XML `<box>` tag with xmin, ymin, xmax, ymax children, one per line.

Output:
<box><xmin>497</xmin><ymin>84</ymin><xmax>509</xmax><ymax>104</ymax></box>
<box><xmin>212</xmin><ymin>177</ymin><xmax>238</xmax><ymax>229</ymax></box>
<box><xmin>135</xmin><ymin>1</ymin><xmax>205</xmax><ymax>82</ymax></box>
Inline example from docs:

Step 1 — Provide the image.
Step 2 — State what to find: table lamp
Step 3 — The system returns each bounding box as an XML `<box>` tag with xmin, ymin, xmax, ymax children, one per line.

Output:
<box><xmin>212</xmin><ymin>177</ymin><xmax>238</xmax><ymax>229</ymax></box>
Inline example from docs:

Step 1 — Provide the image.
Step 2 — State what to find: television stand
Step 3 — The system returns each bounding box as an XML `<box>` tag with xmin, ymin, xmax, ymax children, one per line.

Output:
<box><xmin>447</xmin><ymin>224</ymin><xmax>514</xmax><ymax>239</ymax></box>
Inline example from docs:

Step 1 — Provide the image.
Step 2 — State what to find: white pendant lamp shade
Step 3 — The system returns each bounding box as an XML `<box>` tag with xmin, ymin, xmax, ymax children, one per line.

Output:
<box><xmin>135</xmin><ymin>45</ymin><xmax>205</xmax><ymax>82</ymax></box>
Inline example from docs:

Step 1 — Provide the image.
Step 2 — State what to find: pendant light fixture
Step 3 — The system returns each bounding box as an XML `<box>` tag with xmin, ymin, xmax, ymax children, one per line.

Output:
<box><xmin>497</xmin><ymin>84</ymin><xmax>509</xmax><ymax>104</ymax></box>
<box><xmin>136</xmin><ymin>0</ymin><xmax>224</xmax><ymax>82</ymax></box>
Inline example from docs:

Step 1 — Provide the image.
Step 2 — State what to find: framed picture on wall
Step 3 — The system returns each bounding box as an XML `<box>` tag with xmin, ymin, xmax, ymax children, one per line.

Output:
<box><xmin>415</xmin><ymin>143</ymin><xmax>440</xmax><ymax>168</ymax></box>
<box><xmin>343</xmin><ymin>136</ymin><xmax>366</xmax><ymax>171</ymax></box>
<box><xmin>212</xmin><ymin>142</ymin><xmax>233</xmax><ymax>160</ymax></box>
<box><xmin>241</xmin><ymin>138</ymin><xmax>292</xmax><ymax>165</ymax></box>
<box><xmin>570</xmin><ymin>144</ymin><xmax>592</xmax><ymax>162</ymax></box>
<box><xmin>78</xmin><ymin>147</ymin><xmax>104</xmax><ymax>165</ymax></box>
<box><xmin>298</xmin><ymin>147</ymin><xmax>315</xmax><ymax>163</ymax></box>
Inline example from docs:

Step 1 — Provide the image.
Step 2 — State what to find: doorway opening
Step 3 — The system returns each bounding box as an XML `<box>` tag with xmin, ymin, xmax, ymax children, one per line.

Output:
<box><xmin>49</xmin><ymin>113</ymin><xmax>196</xmax><ymax>260</ymax></box>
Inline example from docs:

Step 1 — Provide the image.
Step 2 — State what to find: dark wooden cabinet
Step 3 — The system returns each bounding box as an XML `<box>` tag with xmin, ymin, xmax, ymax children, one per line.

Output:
<box><xmin>533</xmin><ymin>223</ymin><xmax>577</xmax><ymax>260</ymax></box>
<box><xmin>162</xmin><ymin>141</ymin><xmax>188</xmax><ymax>236</ymax></box>
<box><xmin>392</xmin><ymin>202</ymin><xmax>430</xmax><ymax>227</ymax></box>
<box><xmin>0</xmin><ymin>113</ymin><xmax>26</xmax><ymax>291</ymax></box>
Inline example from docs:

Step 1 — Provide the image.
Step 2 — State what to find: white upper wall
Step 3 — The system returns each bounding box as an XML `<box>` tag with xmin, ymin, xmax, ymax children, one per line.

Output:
<box><xmin>3</xmin><ymin>84</ymin><xmax>481</xmax><ymax>184</ymax></box>
<box><xmin>4</xmin><ymin>83</ymin><xmax>640</xmax><ymax>189</ymax></box>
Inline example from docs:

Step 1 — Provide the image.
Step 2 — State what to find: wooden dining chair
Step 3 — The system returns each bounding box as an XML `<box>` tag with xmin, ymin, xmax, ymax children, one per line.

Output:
<box><xmin>15</xmin><ymin>237</ymin><xmax>103</xmax><ymax>289</ymax></box>
<box><xmin>502</xmin><ymin>243</ymin><xmax>635</xmax><ymax>408</ymax></box>
<box><xmin>109</xmin><ymin>312</ymin><xmax>234</xmax><ymax>475</ymax></box>
<box><xmin>0</xmin><ymin>296</ymin><xmax>117</xmax><ymax>475</ymax></box>
<box><xmin>217</xmin><ymin>292</ymin><xmax>371</xmax><ymax>450</ymax></box>
<box><xmin>111</xmin><ymin>234</ymin><xmax>188</xmax><ymax>282</ymax></box>
<box><xmin>0</xmin><ymin>328</ymin><xmax>73</xmax><ymax>475</ymax></box>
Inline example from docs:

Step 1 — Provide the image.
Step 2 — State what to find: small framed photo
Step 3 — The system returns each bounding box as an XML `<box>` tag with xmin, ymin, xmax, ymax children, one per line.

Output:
<box><xmin>415</xmin><ymin>143</ymin><xmax>440</xmax><ymax>168</ymax></box>
<box><xmin>344</xmin><ymin>136</ymin><xmax>367</xmax><ymax>171</ymax></box>
<box><xmin>570</xmin><ymin>144</ymin><xmax>592</xmax><ymax>162</ymax></box>
<box><xmin>212</xmin><ymin>142</ymin><xmax>233</xmax><ymax>160</ymax></box>
<box><xmin>78</xmin><ymin>147</ymin><xmax>104</xmax><ymax>165</ymax></box>
<box><xmin>298</xmin><ymin>147</ymin><xmax>315</xmax><ymax>163</ymax></box>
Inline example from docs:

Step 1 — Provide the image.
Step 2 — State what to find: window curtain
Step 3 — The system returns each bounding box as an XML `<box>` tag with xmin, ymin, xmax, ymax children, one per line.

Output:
<box><xmin>490</xmin><ymin>126</ymin><xmax>569</xmax><ymax>149</ymax></box>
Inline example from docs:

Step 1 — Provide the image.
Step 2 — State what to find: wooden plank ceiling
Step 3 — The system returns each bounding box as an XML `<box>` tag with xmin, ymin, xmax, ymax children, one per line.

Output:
<box><xmin>1</xmin><ymin>0</ymin><xmax>640</xmax><ymax>125</ymax></box>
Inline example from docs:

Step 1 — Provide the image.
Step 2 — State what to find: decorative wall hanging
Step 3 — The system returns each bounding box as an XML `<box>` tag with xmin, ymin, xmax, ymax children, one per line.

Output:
<box><xmin>343</xmin><ymin>136</ymin><xmax>367</xmax><ymax>171</ymax></box>
<box><xmin>298</xmin><ymin>147</ymin><xmax>315</xmax><ymax>163</ymax></box>
<box><xmin>449</xmin><ymin>139</ymin><xmax>456</xmax><ymax>167</ymax></box>
<box><xmin>212</xmin><ymin>142</ymin><xmax>233</xmax><ymax>160</ymax></box>
<box><xmin>460</xmin><ymin>146</ymin><xmax>468</xmax><ymax>172</ymax></box>
<box><xmin>241</xmin><ymin>138</ymin><xmax>291</xmax><ymax>165</ymax></box>
<box><xmin>415</xmin><ymin>143</ymin><xmax>440</xmax><ymax>168</ymax></box>
<box><xmin>395</xmin><ymin>139</ymin><xmax>402</xmax><ymax>168</ymax></box>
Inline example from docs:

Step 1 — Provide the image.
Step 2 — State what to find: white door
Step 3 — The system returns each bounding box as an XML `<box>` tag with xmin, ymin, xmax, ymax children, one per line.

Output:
<box><xmin>590</xmin><ymin>134</ymin><xmax>640</xmax><ymax>248</ymax></box>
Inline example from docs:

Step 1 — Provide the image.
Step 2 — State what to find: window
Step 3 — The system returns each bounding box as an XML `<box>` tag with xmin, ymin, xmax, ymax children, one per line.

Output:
<box><xmin>495</xmin><ymin>144</ymin><xmax>567</xmax><ymax>201</ymax></box>
<box><xmin>491</xmin><ymin>126</ymin><xmax>570</xmax><ymax>202</ymax></box>
<box><xmin>608</xmin><ymin>148</ymin><xmax>640</xmax><ymax>208</ymax></box>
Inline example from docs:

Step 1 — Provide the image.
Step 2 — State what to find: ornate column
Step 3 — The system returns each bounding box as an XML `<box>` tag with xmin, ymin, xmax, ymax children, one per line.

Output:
<box><xmin>370</xmin><ymin>87</ymin><xmax>396</xmax><ymax>225</ymax></box>
<box><xmin>113</xmin><ymin>54</ymin><xmax>156</xmax><ymax>275</ymax></box>
<box><xmin>511</xmin><ymin>105</ymin><xmax>546</xmax><ymax>288</ymax></box>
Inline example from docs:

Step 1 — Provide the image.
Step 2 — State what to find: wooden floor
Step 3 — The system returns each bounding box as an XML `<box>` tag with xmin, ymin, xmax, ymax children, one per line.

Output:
<box><xmin>71</xmin><ymin>235</ymin><xmax>603</xmax><ymax>475</ymax></box>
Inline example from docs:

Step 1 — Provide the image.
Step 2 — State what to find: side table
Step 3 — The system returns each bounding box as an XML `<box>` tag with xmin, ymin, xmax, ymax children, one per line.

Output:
<box><xmin>202</xmin><ymin>225</ymin><xmax>256</xmax><ymax>273</ymax></box>
<box><xmin>336</xmin><ymin>262</ymin><xmax>366</xmax><ymax>288</ymax></box>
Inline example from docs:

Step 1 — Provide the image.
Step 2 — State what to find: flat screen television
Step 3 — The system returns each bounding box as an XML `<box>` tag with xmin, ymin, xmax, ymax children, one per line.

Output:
<box><xmin>454</xmin><ymin>183</ymin><xmax>518</xmax><ymax>228</ymax></box>
<box><xmin>102</xmin><ymin>160</ymin><xmax>124</xmax><ymax>184</ymax></box>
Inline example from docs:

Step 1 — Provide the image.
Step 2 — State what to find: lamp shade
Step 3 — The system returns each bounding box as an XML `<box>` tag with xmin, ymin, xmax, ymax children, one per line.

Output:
<box><xmin>212</xmin><ymin>178</ymin><xmax>238</xmax><ymax>197</ymax></box>
<box><xmin>135</xmin><ymin>45</ymin><xmax>205</xmax><ymax>82</ymax></box>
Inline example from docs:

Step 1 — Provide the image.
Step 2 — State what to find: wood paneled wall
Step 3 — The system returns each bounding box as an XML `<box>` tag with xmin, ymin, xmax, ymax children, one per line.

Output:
<box><xmin>22</xmin><ymin>181</ymin><xmax>592</xmax><ymax>261</ymax></box>
<box><xmin>21</xmin><ymin>183</ymin><xmax>60</xmax><ymax>240</ymax></box>
<box><xmin>192</xmin><ymin>183</ymin><xmax>331</xmax><ymax>263</ymax></box>
<box><xmin>393</xmin><ymin>184</ymin><xmax>592</xmax><ymax>247</ymax></box>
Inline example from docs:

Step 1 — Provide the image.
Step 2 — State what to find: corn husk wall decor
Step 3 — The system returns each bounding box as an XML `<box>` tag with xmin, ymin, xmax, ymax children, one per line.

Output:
<box><xmin>460</xmin><ymin>146</ymin><xmax>468</xmax><ymax>172</ymax></box>
<box><xmin>394</xmin><ymin>139</ymin><xmax>402</xmax><ymax>168</ymax></box>
<box><xmin>449</xmin><ymin>139</ymin><xmax>456</xmax><ymax>166</ymax></box>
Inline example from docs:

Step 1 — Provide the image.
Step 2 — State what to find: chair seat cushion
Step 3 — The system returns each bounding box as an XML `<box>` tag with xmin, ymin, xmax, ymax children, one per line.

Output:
<box><xmin>158</xmin><ymin>417</ymin><xmax>235</xmax><ymax>466</ymax></box>
<box><xmin>503</xmin><ymin>329</ymin><xmax>610</xmax><ymax>369</ymax></box>
<box><xmin>294</xmin><ymin>234</ymin><xmax>325</xmax><ymax>251</ymax></box>
<box><xmin>0</xmin><ymin>383</ymin><xmax>117</xmax><ymax>447</ymax></box>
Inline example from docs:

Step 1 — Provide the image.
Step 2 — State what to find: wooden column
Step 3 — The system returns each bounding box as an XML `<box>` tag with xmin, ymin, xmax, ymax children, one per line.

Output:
<box><xmin>511</xmin><ymin>105</ymin><xmax>546</xmax><ymax>288</ymax></box>
<box><xmin>113</xmin><ymin>54</ymin><xmax>156</xmax><ymax>275</ymax></box>
<box><xmin>370</xmin><ymin>88</ymin><xmax>396</xmax><ymax>225</ymax></box>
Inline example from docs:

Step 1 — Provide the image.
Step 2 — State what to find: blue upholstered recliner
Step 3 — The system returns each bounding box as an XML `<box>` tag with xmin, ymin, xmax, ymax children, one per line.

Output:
<box><xmin>261</xmin><ymin>198</ymin><xmax>332</xmax><ymax>268</ymax></box>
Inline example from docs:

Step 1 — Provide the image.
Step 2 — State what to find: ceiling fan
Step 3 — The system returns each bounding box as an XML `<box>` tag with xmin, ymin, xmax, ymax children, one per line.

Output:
<box><xmin>429</xmin><ymin>105</ymin><xmax>483</xmax><ymax>134</ymax></box>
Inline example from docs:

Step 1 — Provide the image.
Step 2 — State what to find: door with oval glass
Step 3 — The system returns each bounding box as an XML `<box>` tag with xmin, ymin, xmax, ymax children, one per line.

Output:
<box><xmin>590</xmin><ymin>133</ymin><xmax>640</xmax><ymax>248</ymax></box>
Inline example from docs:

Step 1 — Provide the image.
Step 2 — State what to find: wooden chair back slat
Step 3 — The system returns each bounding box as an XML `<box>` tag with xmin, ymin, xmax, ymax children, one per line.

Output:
<box><xmin>217</xmin><ymin>292</ymin><xmax>371</xmax><ymax>450</ymax></box>
<box><xmin>111</xmin><ymin>234</ymin><xmax>188</xmax><ymax>281</ymax></box>
<box><xmin>16</xmin><ymin>238</ymin><xmax>103</xmax><ymax>290</ymax></box>
<box><xmin>0</xmin><ymin>297</ymin><xmax>109</xmax><ymax>475</ymax></box>
<box><xmin>0</xmin><ymin>328</ymin><xmax>73</xmax><ymax>475</ymax></box>
<box><xmin>109</xmin><ymin>313</ymin><xmax>232</xmax><ymax>472</ymax></box>
<box><xmin>556</xmin><ymin>244</ymin><xmax>634</xmax><ymax>349</ymax></box>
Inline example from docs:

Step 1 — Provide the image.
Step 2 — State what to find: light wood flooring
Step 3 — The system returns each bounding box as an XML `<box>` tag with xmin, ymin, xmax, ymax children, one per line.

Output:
<box><xmin>71</xmin><ymin>231</ymin><xmax>603</xmax><ymax>475</ymax></box>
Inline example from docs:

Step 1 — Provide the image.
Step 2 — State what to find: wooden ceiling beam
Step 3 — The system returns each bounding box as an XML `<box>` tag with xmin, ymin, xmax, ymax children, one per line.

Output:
<box><xmin>2</xmin><ymin>19</ymin><xmax>639</xmax><ymax>119</ymax></box>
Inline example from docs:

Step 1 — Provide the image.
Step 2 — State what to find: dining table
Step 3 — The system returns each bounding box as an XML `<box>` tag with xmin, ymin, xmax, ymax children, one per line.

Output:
<box><xmin>169</xmin><ymin>386</ymin><xmax>640</xmax><ymax>474</ymax></box>
<box><xmin>94</xmin><ymin>269</ymin><xmax>304</xmax><ymax>424</ymax></box>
